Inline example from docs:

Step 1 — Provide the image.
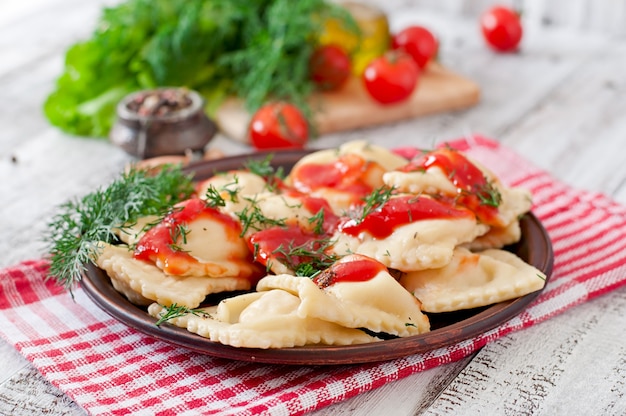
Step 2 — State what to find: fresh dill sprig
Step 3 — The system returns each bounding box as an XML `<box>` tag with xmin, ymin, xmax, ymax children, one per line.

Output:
<box><xmin>204</xmin><ymin>184</ymin><xmax>227</xmax><ymax>208</ymax></box>
<box><xmin>245</xmin><ymin>155</ymin><xmax>286</xmax><ymax>192</ymax></box>
<box><xmin>473</xmin><ymin>181</ymin><xmax>502</xmax><ymax>207</ymax></box>
<box><xmin>308</xmin><ymin>209</ymin><xmax>326</xmax><ymax>235</ymax></box>
<box><xmin>236</xmin><ymin>196</ymin><xmax>287</xmax><ymax>237</ymax></box>
<box><xmin>168</xmin><ymin>223</ymin><xmax>190</xmax><ymax>252</ymax></box>
<box><xmin>272</xmin><ymin>237</ymin><xmax>339</xmax><ymax>277</ymax></box>
<box><xmin>354</xmin><ymin>186</ymin><xmax>396</xmax><ymax>223</ymax></box>
<box><xmin>245</xmin><ymin>155</ymin><xmax>280</xmax><ymax>178</ymax></box>
<box><xmin>43</xmin><ymin>165</ymin><xmax>195</xmax><ymax>294</ymax></box>
<box><xmin>155</xmin><ymin>303</ymin><xmax>211</xmax><ymax>326</ymax></box>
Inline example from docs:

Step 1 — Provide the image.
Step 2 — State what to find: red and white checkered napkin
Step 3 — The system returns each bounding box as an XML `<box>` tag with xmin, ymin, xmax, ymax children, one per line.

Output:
<box><xmin>2</xmin><ymin>136</ymin><xmax>626</xmax><ymax>416</ymax></box>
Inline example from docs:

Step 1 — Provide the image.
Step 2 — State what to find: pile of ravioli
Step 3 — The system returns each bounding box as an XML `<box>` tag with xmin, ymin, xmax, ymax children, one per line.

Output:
<box><xmin>95</xmin><ymin>141</ymin><xmax>547</xmax><ymax>349</ymax></box>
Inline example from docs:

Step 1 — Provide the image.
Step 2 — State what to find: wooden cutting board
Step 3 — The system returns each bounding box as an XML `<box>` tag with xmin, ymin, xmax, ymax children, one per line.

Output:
<box><xmin>214</xmin><ymin>63</ymin><xmax>480</xmax><ymax>144</ymax></box>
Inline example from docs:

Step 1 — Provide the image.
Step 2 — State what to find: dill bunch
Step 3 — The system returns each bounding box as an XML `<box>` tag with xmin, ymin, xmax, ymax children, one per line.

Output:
<box><xmin>43</xmin><ymin>165</ymin><xmax>195</xmax><ymax>293</ymax></box>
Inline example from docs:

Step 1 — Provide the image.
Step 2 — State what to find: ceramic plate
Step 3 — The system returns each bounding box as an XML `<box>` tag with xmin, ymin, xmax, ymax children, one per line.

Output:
<box><xmin>80</xmin><ymin>150</ymin><xmax>554</xmax><ymax>365</ymax></box>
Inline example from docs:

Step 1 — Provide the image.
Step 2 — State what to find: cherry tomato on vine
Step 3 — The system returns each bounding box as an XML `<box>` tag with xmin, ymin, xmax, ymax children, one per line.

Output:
<box><xmin>480</xmin><ymin>5</ymin><xmax>523</xmax><ymax>52</ymax></box>
<box><xmin>249</xmin><ymin>102</ymin><xmax>309</xmax><ymax>150</ymax></box>
<box><xmin>362</xmin><ymin>51</ymin><xmax>419</xmax><ymax>105</ymax></box>
<box><xmin>391</xmin><ymin>25</ymin><xmax>438</xmax><ymax>69</ymax></box>
<box><xmin>309</xmin><ymin>44</ymin><xmax>352</xmax><ymax>91</ymax></box>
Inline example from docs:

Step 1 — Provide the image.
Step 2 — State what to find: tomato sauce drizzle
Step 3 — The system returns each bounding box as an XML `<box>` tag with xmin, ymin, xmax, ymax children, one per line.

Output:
<box><xmin>313</xmin><ymin>256</ymin><xmax>387</xmax><ymax>288</ymax></box>
<box><xmin>400</xmin><ymin>148</ymin><xmax>500</xmax><ymax>224</ymax></box>
<box><xmin>246</xmin><ymin>189</ymin><xmax>341</xmax><ymax>270</ymax></box>
<box><xmin>248</xmin><ymin>223</ymin><xmax>332</xmax><ymax>269</ymax></box>
<box><xmin>292</xmin><ymin>192</ymin><xmax>340</xmax><ymax>233</ymax></box>
<box><xmin>134</xmin><ymin>198</ymin><xmax>242</xmax><ymax>275</ymax></box>
<box><xmin>290</xmin><ymin>153</ymin><xmax>378</xmax><ymax>204</ymax></box>
<box><xmin>339</xmin><ymin>195</ymin><xmax>474</xmax><ymax>239</ymax></box>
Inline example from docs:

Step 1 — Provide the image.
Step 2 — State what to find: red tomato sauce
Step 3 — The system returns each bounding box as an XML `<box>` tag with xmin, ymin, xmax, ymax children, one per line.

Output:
<box><xmin>339</xmin><ymin>195</ymin><xmax>474</xmax><ymax>239</ymax></box>
<box><xmin>248</xmin><ymin>224</ymin><xmax>332</xmax><ymax>270</ymax></box>
<box><xmin>313</xmin><ymin>255</ymin><xmax>387</xmax><ymax>288</ymax></box>
<box><xmin>400</xmin><ymin>148</ymin><xmax>500</xmax><ymax>224</ymax></box>
<box><xmin>289</xmin><ymin>154</ymin><xmax>379</xmax><ymax>204</ymax></box>
<box><xmin>287</xmin><ymin>192</ymin><xmax>340</xmax><ymax>233</ymax></box>
<box><xmin>134</xmin><ymin>198</ymin><xmax>242</xmax><ymax>275</ymax></box>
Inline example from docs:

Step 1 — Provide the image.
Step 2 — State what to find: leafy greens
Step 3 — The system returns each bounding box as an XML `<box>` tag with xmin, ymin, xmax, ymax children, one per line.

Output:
<box><xmin>43</xmin><ymin>0</ymin><xmax>356</xmax><ymax>138</ymax></box>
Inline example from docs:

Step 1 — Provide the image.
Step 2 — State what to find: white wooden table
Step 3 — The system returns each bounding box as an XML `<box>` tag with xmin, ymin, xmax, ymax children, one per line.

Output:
<box><xmin>2</xmin><ymin>1</ymin><xmax>625</xmax><ymax>414</ymax></box>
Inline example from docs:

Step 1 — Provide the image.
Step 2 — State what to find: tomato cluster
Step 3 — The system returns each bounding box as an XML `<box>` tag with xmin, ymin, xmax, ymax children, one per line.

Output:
<box><xmin>248</xmin><ymin>5</ymin><xmax>524</xmax><ymax>150</ymax></box>
<box><xmin>362</xmin><ymin>25</ymin><xmax>438</xmax><ymax>105</ymax></box>
<box><xmin>247</xmin><ymin>24</ymin><xmax>439</xmax><ymax>149</ymax></box>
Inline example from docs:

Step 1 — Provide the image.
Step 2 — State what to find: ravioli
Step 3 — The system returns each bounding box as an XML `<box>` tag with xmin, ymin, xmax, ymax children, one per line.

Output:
<box><xmin>236</xmin><ymin>192</ymin><xmax>325</xmax><ymax>235</ymax></box>
<box><xmin>96</xmin><ymin>140</ymin><xmax>546</xmax><ymax>349</ymax></box>
<box><xmin>330</xmin><ymin>195</ymin><xmax>489</xmax><ymax>272</ymax></box>
<box><xmin>285</xmin><ymin>140</ymin><xmax>408</xmax><ymax>213</ymax></box>
<box><xmin>196</xmin><ymin>170</ymin><xmax>268</xmax><ymax>214</ymax></box>
<box><xmin>289</xmin><ymin>140</ymin><xmax>408</xmax><ymax>175</ymax></box>
<box><xmin>147</xmin><ymin>290</ymin><xmax>378</xmax><ymax>348</ymax></box>
<box><xmin>114</xmin><ymin>215</ymin><xmax>160</xmax><ymax>246</ymax></box>
<box><xmin>466</xmin><ymin>220</ymin><xmax>523</xmax><ymax>250</ymax></box>
<box><xmin>133</xmin><ymin>198</ymin><xmax>263</xmax><ymax>280</ymax></box>
<box><xmin>96</xmin><ymin>243</ymin><xmax>252</xmax><ymax>308</ymax></box>
<box><xmin>400</xmin><ymin>247</ymin><xmax>547</xmax><ymax>313</ymax></box>
<box><xmin>383</xmin><ymin>147</ymin><xmax>532</xmax><ymax>248</ymax></box>
<box><xmin>257</xmin><ymin>255</ymin><xmax>430</xmax><ymax>336</ymax></box>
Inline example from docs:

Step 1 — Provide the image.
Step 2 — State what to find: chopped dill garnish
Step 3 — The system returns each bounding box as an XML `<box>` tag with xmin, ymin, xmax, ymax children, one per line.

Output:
<box><xmin>155</xmin><ymin>303</ymin><xmax>211</xmax><ymax>326</ymax></box>
<box><xmin>168</xmin><ymin>223</ymin><xmax>190</xmax><ymax>252</ymax></box>
<box><xmin>245</xmin><ymin>155</ymin><xmax>277</xmax><ymax>177</ymax></box>
<box><xmin>245</xmin><ymin>155</ymin><xmax>285</xmax><ymax>192</ymax></box>
<box><xmin>308</xmin><ymin>209</ymin><xmax>326</xmax><ymax>235</ymax></box>
<box><xmin>295</xmin><ymin>263</ymin><xmax>322</xmax><ymax>279</ymax></box>
<box><xmin>204</xmin><ymin>184</ymin><xmax>227</xmax><ymax>208</ymax></box>
<box><xmin>236</xmin><ymin>197</ymin><xmax>286</xmax><ymax>236</ymax></box>
<box><xmin>473</xmin><ymin>181</ymin><xmax>502</xmax><ymax>207</ymax></box>
<box><xmin>221</xmin><ymin>175</ymin><xmax>242</xmax><ymax>203</ymax></box>
<box><xmin>354</xmin><ymin>185</ymin><xmax>396</xmax><ymax>223</ymax></box>
<box><xmin>272</xmin><ymin>237</ymin><xmax>339</xmax><ymax>276</ymax></box>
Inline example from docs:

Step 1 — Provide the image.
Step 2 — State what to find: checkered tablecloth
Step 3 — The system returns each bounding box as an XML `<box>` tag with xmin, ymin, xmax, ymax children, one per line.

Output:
<box><xmin>2</xmin><ymin>136</ymin><xmax>626</xmax><ymax>415</ymax></box>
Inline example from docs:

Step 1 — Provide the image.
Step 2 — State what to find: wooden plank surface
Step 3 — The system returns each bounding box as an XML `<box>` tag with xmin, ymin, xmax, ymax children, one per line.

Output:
<box><xmin>215</xmin><ymin>63</ymin><xmax>480</xmax><ymax>143</ymax></box>
<box><xmin>2</xmin><ymin>1</ymin><xmax>626</xmax><ymax>415</ymax></box>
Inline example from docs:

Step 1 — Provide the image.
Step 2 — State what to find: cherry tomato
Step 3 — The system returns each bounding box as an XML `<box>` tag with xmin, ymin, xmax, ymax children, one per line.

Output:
<box><xmin>480</xmin><ymin>6</ymin><xmax>523</xmax><ymax>52</ymax></box>
<box><xmin>249</xmin><ymin>102</ymin><xmax>309</xmax><ymax>150</ymax></box>
<box><xmin>309</xmin><ymin>44</ymin><xmax>352</xmax><ymax>91</ymax></box>
<box><xmin>391</xmin><ymin>25</ymin><xmax>438</xmax><ymax>69</ymax></box>
<box><xmin>362</xmin><ymin>51</ymin><xmax>419</xmax><ymax>105</ymax></box>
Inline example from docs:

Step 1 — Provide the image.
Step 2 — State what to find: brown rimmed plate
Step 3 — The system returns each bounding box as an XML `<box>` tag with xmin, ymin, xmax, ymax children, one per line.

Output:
<box><xmin>80</xmin><ymin>150</ymin><xmax>553</xmax><ymax>366</ymax></box>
